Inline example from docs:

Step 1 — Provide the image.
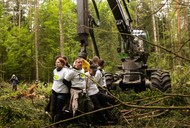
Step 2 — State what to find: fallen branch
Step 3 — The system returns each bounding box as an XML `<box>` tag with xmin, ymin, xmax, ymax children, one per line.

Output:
<box><xmin>124</xmin><ymin>103</ymin><xmax>190</xmax><ymax>110</ymax></box>
<box><xmin>163</xmin><ymin>93</ymin><xmax>190</xmax><ymax>97</ymax></box>
<box><xmin>126</xmin><ymin>110</ymin><xmax>169</xmax><ymax>120</ymax></box>
<box><xmin>123</xmin><ymin>96</ymin><xmax>172</xmax><ymax>115</ymax></box>
<box><xmin>44</xmin><ymin>104</ymin><xmax>121</xmax><ymax>128</ymax></box>
<box><xmin>125</xmin><ymin>110</ymin><xmax>162</xmax><ymax>119</ymax></box>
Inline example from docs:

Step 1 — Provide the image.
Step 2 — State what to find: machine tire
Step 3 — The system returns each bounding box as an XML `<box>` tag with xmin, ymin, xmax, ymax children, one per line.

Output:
<box><xmin>151</xmin><ymin>70</ymin><xmax>171</xmax><ymax>92</ymax></box>
<box><xmin>105</xmin><ymin>73</ymin><xmax>116</xmax><ymax>90</ymax></box>
<box><xmin>151</xmin><ymin>71</ymin><xmax>162</xmax><ymax>90</ymax></box>
<box><xmin>161</xmin><ymin>72</ymin><xmax>171</xmax><ymax>92</ymax></box>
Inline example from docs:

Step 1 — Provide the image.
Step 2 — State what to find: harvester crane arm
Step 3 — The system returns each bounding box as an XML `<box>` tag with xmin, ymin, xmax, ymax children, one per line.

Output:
<box><xmin>76</xmin><ymin>0</ymin><xmax>171</xmax><ymax>93</ymax></box>
<box><xmin>77</xmin><ymin>0</ymin><xmax>100</xmax><ymax>59</ymax></box>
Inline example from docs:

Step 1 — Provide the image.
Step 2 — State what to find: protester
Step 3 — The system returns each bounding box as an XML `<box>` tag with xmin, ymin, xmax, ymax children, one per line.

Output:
<box><xmin>45</xmin><ymin>56</ymin><xmax>70</xmax><ymax>123</ymax></box>
<box><xmin>94</xmin><ymin>59</ymin><xmax>117</xmax><ymax>122</ymax></box>
<box><xmin>85</xmin><ymin>64</ymin><xmax>108</xmax><ymax>125</ymax></box>
<box><xmin>92</xmin><ymin>56</ymin><xmax>100</xmax><ymax>66</ymax></box>
<box><xmin>63</xmin><ymin>57</ymin><xmax>86</xmax><ymax>116</ymax></box>
<box><xmin>95</xmin><ymin>59</ymin><xmax>107</xmax><ymax>93</ymax></box>
<box><xmin>54</xmin><ymin>55</ymin><xmax>72</xmax><ymax>68</ymax></box>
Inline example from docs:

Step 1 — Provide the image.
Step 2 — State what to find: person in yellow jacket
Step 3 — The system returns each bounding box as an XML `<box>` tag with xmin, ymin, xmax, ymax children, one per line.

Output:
<box><xmin>81</xmin><ymin>56</ymin><xmax>100</xmax><ymax>72</ymax></box>
<box><xmin>81</xmin><ymin>58</ymin><xmax>90</xmax><ymax>72</ymax></box>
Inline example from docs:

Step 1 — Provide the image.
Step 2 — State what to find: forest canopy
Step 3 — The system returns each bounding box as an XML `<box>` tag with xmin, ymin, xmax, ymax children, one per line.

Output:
<box><xmin>0</xmin><ymin>0</ymin><xmax>190</xmax><ymax>84</ymax></box>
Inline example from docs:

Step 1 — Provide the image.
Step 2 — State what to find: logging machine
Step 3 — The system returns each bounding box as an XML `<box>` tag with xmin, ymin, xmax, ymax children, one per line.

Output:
<box><xmin>76</xmin><ymin>0</ymin><xmax>171</xmax><ymax>92</ymax></box>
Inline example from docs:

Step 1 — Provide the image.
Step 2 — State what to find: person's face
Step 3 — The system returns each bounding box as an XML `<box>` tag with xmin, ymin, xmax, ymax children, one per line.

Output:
<box><xmin>55</xmin><ymin>59</ymin><xmax>63</xmax><ymax>68</ymax></box>
<box><xmin>89</xmin><ymin>69</ymin><xmax>96</xmax><ymax>76</ymax></box>
<box><xmin>75</xmin><ymin>59</ymin><xmax>83</xmax><ymax>69</ymax></box>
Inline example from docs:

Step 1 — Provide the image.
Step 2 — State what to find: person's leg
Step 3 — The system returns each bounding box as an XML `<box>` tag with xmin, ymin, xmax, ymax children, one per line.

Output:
<box><xmin>98</xmin><ymin>92</ymin><xmax>117</xmax><ymax>122</ymax></box>
<box><xmin>15</xmin><ymin>85</ymin><xmax>17</xmax><ymax>91</ymax></box>
<box><xmin>99</xmin><ymin>92</ymin><xmax>115</xmax><ymax>106</ymax></box>
<box><xmin>54</xmin><ymin>94</ymin><xmax>69</xmax><ymax>122</ymax></box>
<box><xmin>90</xmin><ymin>94</ymin><xmax>108</xmax><ymax>125</ymax></box>
<box><xmin>51</xmin><ymin>93</ymin><xmax>57</xmax><ymax>123</ymax></box>
<box><xmin>12</xmin><ymin>85</ymin><xmax>16</xmax><ymax>91</ymax></box>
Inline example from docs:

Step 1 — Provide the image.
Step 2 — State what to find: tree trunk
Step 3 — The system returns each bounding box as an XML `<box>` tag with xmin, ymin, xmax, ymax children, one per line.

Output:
<box><xmin>59</xmin><ymin>0</ymin><xmax>64</xmax><ymax>56</ymax></box>
<box><xmin>29</xmin><ymin>0</ymin><xmax>34</xmax><ymax>82</ymax></box>
<box><xmin>188</xmin><ymin>0</ymin><xmax>190</xmax><ymax>51</ymax></box>
<box><xmin>177</xmin><ymin>0</ymin><xmax>182</xmax><ymax>65</ymax></box>
<box><xmin>18</xmin><ymin>0</ymin><xmax>21</xmax><ymax>29</ymax></box>
<box><xmin>151</xmin><ymin>0</ymin><xmax>157</xmax><ymax>51</ymax></box>
<box><xmin>35</xmin><ymin>0</ymin><xmax>39</xmax><ymax>81</ymax></box>
<box><xmin>162</xmin><ymin>16</ymin><xmax>165</xmax><ymax>44</ymax></box>
<box><xmin>151</xmin><ymin>0</ymin><xmax>158</xmax><ymax>64</ymax></box>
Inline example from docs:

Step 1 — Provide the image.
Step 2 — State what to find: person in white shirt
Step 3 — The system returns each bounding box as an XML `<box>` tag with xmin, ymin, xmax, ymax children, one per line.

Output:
<box><xmin>95</xmin><ymin>59</ymin><xmax>116</xmax><ymax>122</ymax></box>
<box><xmin>63</xmin><ymin>57</ymin><xmax>86</xmax><ymax>116</ymax></box>
<box><xmin>85</xmin><ymin>64</ymin><xmax>108</xmax><ymax>125</ymax></box>
<box><xmin>45</xmin><ymin>56</ymin><xmax>70</xmax><ymax>123</ymax></box>
<box><xmin>95</xmin><ymin>59</ymin><xmax>107</xmax><ymax>93</ymax></box>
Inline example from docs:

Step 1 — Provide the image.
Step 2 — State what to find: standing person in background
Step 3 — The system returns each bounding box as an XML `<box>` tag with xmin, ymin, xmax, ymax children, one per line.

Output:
<box><xmin>47</xmin><ymin>57</ymin><xmax>70</xmax><ymax>124</ymax></box>
<box><xmin>92</xmin><ymin>56</ymin><xmax>100</xmax><ymax>66</ymax></box>
<box><xmin>9</xmin><ymin>74</ymin><xmax>19</xmax><ymax>91</ymax></box>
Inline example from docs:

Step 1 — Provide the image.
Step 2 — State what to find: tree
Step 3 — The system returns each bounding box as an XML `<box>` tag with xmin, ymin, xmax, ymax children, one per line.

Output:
<box><xmin>34</xmin><ymin>0</ymin><xmax>39</xmax><ymax>81</ymax></box>
<box><xmin>59</xmin><ymin>0</ymin><xmax>64</xmax><ymax>56</ymax></box>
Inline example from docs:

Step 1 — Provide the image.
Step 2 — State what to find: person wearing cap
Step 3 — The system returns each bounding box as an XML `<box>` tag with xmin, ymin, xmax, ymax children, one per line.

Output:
<box><xmin>85</xmin><ymin>64</ymin><xmax>108</xmax><ymax>125</ymax></box>
<box><xmin>9</xmin><ymin>74</ymin><xmax>19</xmax><ymax>91</ymax></box>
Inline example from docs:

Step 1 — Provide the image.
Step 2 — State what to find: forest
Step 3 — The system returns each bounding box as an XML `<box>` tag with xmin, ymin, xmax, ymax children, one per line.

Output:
<box><xmin>0</xmin><ymin>0</ymin><xmax>190</xmax><ymax>127</ymax></box>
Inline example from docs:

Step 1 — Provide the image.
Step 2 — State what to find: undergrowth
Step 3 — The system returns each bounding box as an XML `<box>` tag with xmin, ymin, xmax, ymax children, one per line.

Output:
<box><xmin>0</xmin><ymin>80</ymin><xmax>190</xmax><ymax>128</ymax></box>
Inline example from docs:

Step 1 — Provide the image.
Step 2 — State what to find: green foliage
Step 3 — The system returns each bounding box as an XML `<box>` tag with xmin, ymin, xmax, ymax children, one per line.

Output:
<box><xmin>88</xmin><ymin>1</ymin><xmax>119</xmax><ymax>72</ymax></box>
<box><xmin>0</xmin><ymin>106</ymin><xmax>29</xmax><ymax>126</ymax></box>
<box><xmin>1</xmin><ymin>79</ymin><xmax>190</xmax><ymax>128</ymax></box>
<box><xmin>1</xmin><ymin>0</ymin><xmax>190</xmax><ymax>127</ymax></box>
<box><xmin>0</xmin><ymin>82</ymin><xmax>51</xmax><ymax>127</ymax></box>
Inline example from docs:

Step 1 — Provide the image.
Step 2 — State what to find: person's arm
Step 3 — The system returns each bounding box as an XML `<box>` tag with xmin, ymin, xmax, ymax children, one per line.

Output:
<box><xmin>63</xmin><ymin>79</ymin><xmax>71</xmax><ymax>87</ymax></box>
<box><xmin>94</xmin><ymin>70</ymin><xmax>102</xmax><ymax>82</ymax></box>
<box><xmin>64</xmin><ymin>69</ymin><xmax>74</xmax><ymax>87</ymax></box>
<box><xmin>16</xmin><ymin>79</ymin><xmax>19</xmax><ymax>84</ymax></box>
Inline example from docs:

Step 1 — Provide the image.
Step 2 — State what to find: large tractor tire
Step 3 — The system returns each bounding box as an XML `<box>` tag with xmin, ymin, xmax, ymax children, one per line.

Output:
<box><xmin>150</xmin><ymin>70</ymin><xmax>171</xmax><ymax>92</ymax></box>
<box><xmin>105</xmin><ymin>73</ymin><xmax>117</xmax><ymax>90</ymax></box>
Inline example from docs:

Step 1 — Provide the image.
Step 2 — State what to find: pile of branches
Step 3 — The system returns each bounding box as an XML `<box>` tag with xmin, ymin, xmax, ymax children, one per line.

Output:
<box><xmin>44</xmin><ymin>86</ymin><xmax>190</xmax><ymax>128</ymax></box>
<box><xmin>1</xmin><ymin>81</ymin><xmax>190</xmax><ymax>128</ymax></box>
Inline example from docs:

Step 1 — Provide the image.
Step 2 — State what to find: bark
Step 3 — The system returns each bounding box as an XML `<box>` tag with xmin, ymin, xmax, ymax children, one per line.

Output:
<box><xmin>29</xmin><ymin>0</ymin><xmax>34</xmax><ymax>82</ymax></box>
<box><xmin>151</xmin><ymin>0</ymin><xmax>158</xmax><ymax>53</ymax></box>
<box><xmin>18</xmin><ymin>0</ymin><xmax>21</xmax><ymax>29</ymax></box>
<box><xmin>35</xmin><ymin>0</ymin><xmax>39</xmax><ymax>81</ymax></box>
<box><xmin>177</xmin><ymin>0</ymin><xmax>182</xmax><ymax>65</ymax></box>
<box><xmin>59</xmin><ymin>0</ymin><xmax>64</xmax><ymax>56</ymax></box>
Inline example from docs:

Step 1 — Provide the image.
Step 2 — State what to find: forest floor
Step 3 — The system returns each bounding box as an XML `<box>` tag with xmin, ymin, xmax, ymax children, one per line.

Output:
<box><xmin>0</xmin><ymin>82</ymin><xmax>190</xmax><ymax>128</ymax></box>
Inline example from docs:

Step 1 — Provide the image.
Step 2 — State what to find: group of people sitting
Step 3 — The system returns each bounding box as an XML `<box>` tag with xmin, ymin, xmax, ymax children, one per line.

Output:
<box><xmin>45</xmin><ymin>55</ymin><xmax>116</xmax><ymax>126</ymax></box>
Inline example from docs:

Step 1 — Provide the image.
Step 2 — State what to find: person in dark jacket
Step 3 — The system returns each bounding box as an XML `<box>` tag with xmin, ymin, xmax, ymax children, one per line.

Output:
<box><xmin>9</xmin><ymin>74</ymin><xmax>19</xmax><ymax>91</ymax></box>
